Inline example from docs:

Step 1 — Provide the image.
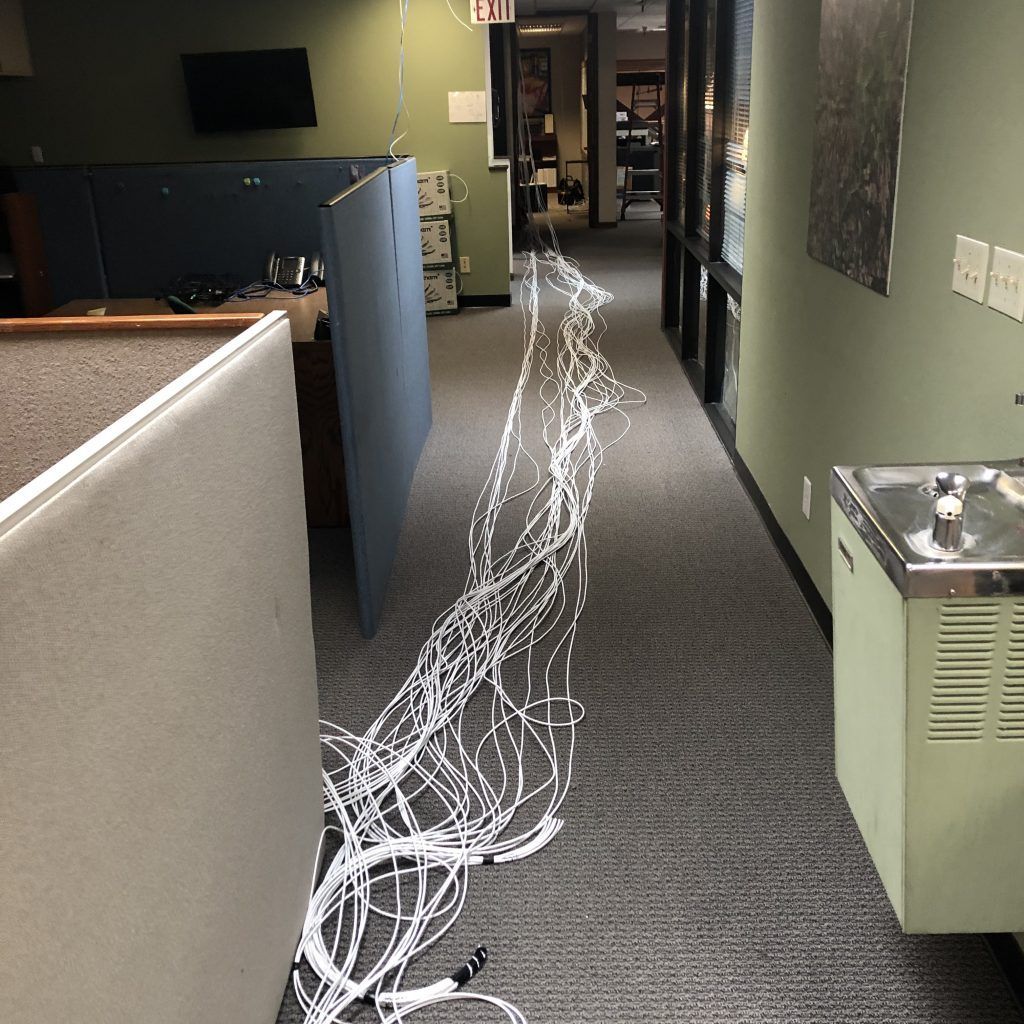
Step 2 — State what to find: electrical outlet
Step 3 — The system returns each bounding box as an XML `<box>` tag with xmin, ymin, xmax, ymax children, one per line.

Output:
<box><xmin>30</xmin><ymin>145</ymin><xmax>43</xmax><ymax>164</ymax></box>
<box><xmin>952</xmin><ymin>234</ymin><xmax>989</xmax><ymax>303</ymax></box>
<box><xmin>987</xmin><ymin>246</ymin><xmax>1024</xmax><ymax>323</ymax></box>
<box><xmin>459</xmin><ymin>256</ymin><xmax>471</xmax><ymax>274</ymax></box>
<box><xmin>802</xmin><ymin>476</ymin><xmax>812</xmax><ymax>520</ymax></box>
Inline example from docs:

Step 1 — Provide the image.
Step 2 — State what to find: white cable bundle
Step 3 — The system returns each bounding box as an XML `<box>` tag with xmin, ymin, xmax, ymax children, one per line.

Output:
<box><xmin>294</xmin><ymin>8</ymin><xmax>642</xmax><ymax>1015</ymax></box>
<box><xmin>291</xmin><ymin>236</ymin><xmax>642</xmax><ymax>1022</ymax></box>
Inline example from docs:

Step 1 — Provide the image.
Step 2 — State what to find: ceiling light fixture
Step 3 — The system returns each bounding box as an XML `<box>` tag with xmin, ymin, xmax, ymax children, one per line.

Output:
<box><xmin>519</xmin><ymin>22</ymin><xmax>563</xmax><ymax>33</ymax></box>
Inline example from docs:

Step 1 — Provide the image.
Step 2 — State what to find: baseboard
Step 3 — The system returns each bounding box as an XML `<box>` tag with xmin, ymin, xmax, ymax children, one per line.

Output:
<box><xmin>681</xmin><ymin>358</ymin><xmax>706</xmax><ymax>410</ymax></box>
<box><xmin>458</xmin><ymin>294</ymin><xmax>512</xmax><ymax>308</ymax></box>
<box><xmin>984</xmin><ymin>934</ymin><xmax>1024</xmax><ymax>1014</ymax></box>
<box><xmin>732</xmin><ymin>452</ymin><xmax>833</xmax><ymax>646</ymax></box>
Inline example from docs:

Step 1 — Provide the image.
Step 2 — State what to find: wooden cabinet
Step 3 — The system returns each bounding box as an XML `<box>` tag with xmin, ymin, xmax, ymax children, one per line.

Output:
<box><xmin>0</xmin><ymin>0</ymin><xmax>33</xmax><ymax>77</ymax></box>
<box><xmin>1</xmin><ymin>193</ymin><xmax>51</xmax><ymax>315</ymax></box>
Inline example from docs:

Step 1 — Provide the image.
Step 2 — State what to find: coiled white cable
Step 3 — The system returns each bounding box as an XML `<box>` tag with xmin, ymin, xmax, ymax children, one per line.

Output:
<box><xmin>292</xmin><ymin>238</ymin><xmax>644</xmax><ymax>1020</ymax></box>
<box><xmin>291</xmin><ymin>6</ymin><xmax>646</xmax><ymax>1019</ymax></box>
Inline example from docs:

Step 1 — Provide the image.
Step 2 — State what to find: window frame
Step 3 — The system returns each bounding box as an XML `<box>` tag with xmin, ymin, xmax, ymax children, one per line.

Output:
<box><xmin>662</xmin><ymin>0</ymin><xmax>751</xmax><ymax>447</ymax></box>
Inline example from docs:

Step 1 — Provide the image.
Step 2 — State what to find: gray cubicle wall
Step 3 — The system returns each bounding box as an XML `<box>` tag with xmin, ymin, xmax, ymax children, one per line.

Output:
<box><xmin>15</xmin><ymin>158</ymin><xmax>389</xmax><ymax>304</ymax></box>
<box><xmin>320</xmin><ymin>158</ymin><xmax>431</xmax><ymax>638</ymax></box>
<box><xmin>0</xmin><ymin>314</ymin><xmax>322</xmax><ymax>1024</ymax></box>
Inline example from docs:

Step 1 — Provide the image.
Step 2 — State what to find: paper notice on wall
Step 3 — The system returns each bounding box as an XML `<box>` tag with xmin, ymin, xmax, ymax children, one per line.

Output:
<box><xmin>469</xmin><ymin>0</ymin><xmax>514</xmax><ymax>23</ymax></box>
<box><xmin>448</xmin><ymin>91</ymin><xmax>487</xmax><ymax>124</ymax></box>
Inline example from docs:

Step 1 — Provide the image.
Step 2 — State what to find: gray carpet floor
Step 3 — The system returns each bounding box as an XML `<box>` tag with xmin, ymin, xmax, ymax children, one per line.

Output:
<box><xmin>277</xmin><ymin>211</ymin><xmax>1022</xmax><ymax>1023</ymax></box>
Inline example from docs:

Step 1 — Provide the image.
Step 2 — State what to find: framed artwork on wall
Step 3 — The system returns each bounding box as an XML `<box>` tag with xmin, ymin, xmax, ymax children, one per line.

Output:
<box><xmin>806</xmin><ymin>0</ymin><xmax>915</xmax><ymax>296</ymax></box>
<box><xmin>520</xmin><ymin>48</ymin><xmax>552</xmax><ymax>118</ymax></box>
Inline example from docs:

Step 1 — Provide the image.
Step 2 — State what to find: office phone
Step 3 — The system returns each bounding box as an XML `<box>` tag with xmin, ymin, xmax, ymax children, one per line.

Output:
<box><xmin>264</xmin><ymin>251</ymin><xmax>324</xmax><ymax>289</ymax></box>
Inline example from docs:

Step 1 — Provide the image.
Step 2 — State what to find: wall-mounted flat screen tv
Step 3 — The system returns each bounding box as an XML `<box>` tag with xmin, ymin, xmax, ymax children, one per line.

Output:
<box><xmin>181</xmin><ymin>48</ymin><xmax>317</xmax><ymax>132</ymax></box>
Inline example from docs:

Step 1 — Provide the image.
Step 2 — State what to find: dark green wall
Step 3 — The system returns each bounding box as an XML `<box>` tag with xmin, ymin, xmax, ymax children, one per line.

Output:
<box><xmin>0</xmin><ymin>0</ymin><xmax>510</xmax><ymax>296</ymax></box>
<box><xmin>739</xmin><ymin>0</ymin><xmax>1024</xmax><ymax>604</ymax></box>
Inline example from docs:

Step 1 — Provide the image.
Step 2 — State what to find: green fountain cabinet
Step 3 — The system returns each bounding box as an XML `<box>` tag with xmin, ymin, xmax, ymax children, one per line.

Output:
<box><xmin>831</xmin><ymin>476</ymin><xmax>1024</xmax><ymax>933</ymax></box>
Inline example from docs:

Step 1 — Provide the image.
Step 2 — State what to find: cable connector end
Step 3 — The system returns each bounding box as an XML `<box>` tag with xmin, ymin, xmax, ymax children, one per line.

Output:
<box><xmin>450</xmin><ymin>945</ymin><xmax>489</xmax><ymax>987</ymax></box>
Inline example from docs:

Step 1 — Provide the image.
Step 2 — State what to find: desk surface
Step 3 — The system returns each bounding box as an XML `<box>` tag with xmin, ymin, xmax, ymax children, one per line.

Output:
<box><xmin>51</xmin><ymin>292</ymin><xmax>327</xmax><ymax>343</ymax></box>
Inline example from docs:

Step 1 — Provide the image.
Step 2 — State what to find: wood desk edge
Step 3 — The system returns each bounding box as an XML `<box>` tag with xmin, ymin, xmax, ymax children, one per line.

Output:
<box><xmin>0</xmin><ymin>314</ymin><xmax>265</xmax><ymax>334</ymax></box>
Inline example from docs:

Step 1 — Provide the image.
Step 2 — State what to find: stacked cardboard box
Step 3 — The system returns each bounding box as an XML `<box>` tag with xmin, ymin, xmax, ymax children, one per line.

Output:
<box><xmin>417</xmin><ymin>171</ymin><xmax>458</xmax><ymax>316</ymax></box>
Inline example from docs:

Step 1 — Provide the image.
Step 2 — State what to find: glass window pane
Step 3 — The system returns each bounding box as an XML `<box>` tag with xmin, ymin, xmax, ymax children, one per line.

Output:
<box><xmin>673</xmin><ymin>0</ymin><xmax>689</xmax><ymax>225</ymax></box>
<box><xmin>696</xmin><ymin>0</ymin><xmax>716</xmax><ymax>241</ymax></box>
<box><xmin>721</xmin><ymin>295</ymin><xmax>741</xmax><ymax>425</ymax></box>
<box><xmin>697</xmin><ymin>264</ymin><xmax>709</xmax><ymax>366</ymax></box>
<box><xmin>721</xmin><ymin>0</ymin><xmax>754</xmax><ymax>273</ymax></box>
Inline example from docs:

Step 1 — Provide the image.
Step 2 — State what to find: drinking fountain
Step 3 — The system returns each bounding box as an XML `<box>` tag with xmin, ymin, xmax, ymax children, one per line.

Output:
<box><xmin>830</xmin><ymin>460</ymin><xmax>1024</xmax><ymax>933</ymax></box>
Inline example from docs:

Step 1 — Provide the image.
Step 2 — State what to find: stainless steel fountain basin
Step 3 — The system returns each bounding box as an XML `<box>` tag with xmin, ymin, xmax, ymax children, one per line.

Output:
<box><xmin>831</xmin><ymin>460</ymin><xmax>1024</xmax><ymax>598</ymax></box>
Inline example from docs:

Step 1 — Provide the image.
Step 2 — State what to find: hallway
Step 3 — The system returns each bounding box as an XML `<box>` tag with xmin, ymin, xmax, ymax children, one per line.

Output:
<box><xmin>279</xmin><ymin>217</ymin><xmax>1022</xmax><ymax>1023</ymax></box>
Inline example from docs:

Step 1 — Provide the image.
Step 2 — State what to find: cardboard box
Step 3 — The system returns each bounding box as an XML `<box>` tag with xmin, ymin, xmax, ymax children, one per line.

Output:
<box><xmin>417</xmin><ymin>171</ymin><xmax>452</xmax><ymax>217</ymax></box>
<box><xmin>420</xmin><ymin>217</ymin><xmax>454</xmax><ymax>267</ymax></box>
<box><xmin>423</xmin><ymin>267</ymin><xmax>458</xmax><ymax>315</ymax></box>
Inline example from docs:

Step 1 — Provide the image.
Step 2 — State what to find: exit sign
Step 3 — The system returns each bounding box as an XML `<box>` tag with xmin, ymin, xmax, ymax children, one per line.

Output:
<box><xmin>469</xmin><ymin>0</ymin><xmax>515</xmax><ymax>24</ymax></box>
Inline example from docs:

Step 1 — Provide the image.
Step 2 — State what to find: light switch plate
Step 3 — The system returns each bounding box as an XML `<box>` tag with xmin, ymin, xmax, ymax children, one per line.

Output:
<box><xmin>802</xmin><ymin>476</ymin><xmax>812</xmax><ymax>520</ymax></box>
<box><xmin>987</xmin><ymin>246</ymin><xmax>1024</xmax><ymax>323</ymax></box>
<box><xmin>952</xmin><ymin>234</ymin><xmax>989</xmax><ymax>303</ymax></box>
<box><xmin>30</xmin><ymin>145</ymin><xmax>43</xmax><ymax>164</ymax></box>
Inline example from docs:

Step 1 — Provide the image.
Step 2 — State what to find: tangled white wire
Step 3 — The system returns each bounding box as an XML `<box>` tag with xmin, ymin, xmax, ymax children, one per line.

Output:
<box><xmin>291</xmin><ymin>232</ymin><xmax>643</xmax><ymax>1021</ymax></box>
<box><xmin>294</xmin><ymin>10</ymin><xmax>645</xmax><ymax>1017</ymax></box>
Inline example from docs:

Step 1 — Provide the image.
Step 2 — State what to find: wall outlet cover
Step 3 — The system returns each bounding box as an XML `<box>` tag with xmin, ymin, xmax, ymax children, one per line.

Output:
<box><xmin>987</xmin><ymin>246</ymin><xmax>1024</xmax><ymax>323</ymax></box>
<box><xmin>459</xmin><ymin>256</ymin><xmax>471</xmax><ymax>273</ymax></box>
<box><xmin>30</xmin><ymin>145</ymin><xmax>43</xmax><ymax>164</ymax></box>
<box><xmin>802</xmin><ymin>476</ymin><xmax>812</xmax><ymax>520</ymax></box>
<box><xmin>952</xmin><ymin>234</ymin><xmax>990</xmax><ymax>304</ymax></box>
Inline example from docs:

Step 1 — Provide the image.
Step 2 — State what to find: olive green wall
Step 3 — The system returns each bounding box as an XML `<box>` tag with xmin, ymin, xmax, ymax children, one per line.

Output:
<box><xmin>738</xmin><ymin>0</ymin><xmax>1024</xmax><ymax>605</ymax></box>
<box><xmin>0</xmin><ymin>0</ymin><xmax>509</xmax><ymax>297</ymax></box>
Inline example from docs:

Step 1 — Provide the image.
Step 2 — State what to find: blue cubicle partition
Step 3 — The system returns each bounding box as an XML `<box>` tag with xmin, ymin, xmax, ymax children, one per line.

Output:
<box><xmin>15</xmin><ymin>155</ymin><xmax>427</xmax><ymax>638</ymax></box>
<box><xmin>387</xmin><ymin>159</ymin><xmax>433</xmax><ymax>469</ymax></box>
<box><xmin>320</xmin><ymin>158</ymin><xmax>432</xmax><ymax>638</ymax></box>
<box><xmin>16</xmin><ymin>157</ymin><xmax>389</xmax><ymax>304</ymax></box>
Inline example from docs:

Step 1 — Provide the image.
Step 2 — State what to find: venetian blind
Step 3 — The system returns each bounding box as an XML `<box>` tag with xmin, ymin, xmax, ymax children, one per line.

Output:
<box><xmin>721</xmin><ymin>0</ymin><xmax>754</xmax><ymax>273</ymax></box>
<box><xmin>695</xmin><ymin>0</ymin><xmax>716</xmax><ymax>241</ymax></box>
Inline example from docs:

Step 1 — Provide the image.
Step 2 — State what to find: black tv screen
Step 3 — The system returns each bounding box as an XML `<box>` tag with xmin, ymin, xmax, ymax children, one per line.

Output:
<box><xmin>181</xmin><ymin>48</ymin><xmax>317</xmax><ymax>132</ymax></box>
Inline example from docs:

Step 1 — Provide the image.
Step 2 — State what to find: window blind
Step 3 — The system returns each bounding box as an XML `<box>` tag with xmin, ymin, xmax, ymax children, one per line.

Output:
<box><xmin>721</xmin><ymin>0</ymin><xmax>753</xmax><ymax>273</ymax></box>
<box><xmin>695</xmin><ymin>0</ymin><xmax>716</xmax><ymax>241</ymax></box>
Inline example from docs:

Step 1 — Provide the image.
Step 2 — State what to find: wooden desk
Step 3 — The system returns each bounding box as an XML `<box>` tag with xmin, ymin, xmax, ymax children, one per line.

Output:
<box><xmin>50</xmin><ymin>294</ymin><xmax>348</xmax><ymax>528</ymax></box>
